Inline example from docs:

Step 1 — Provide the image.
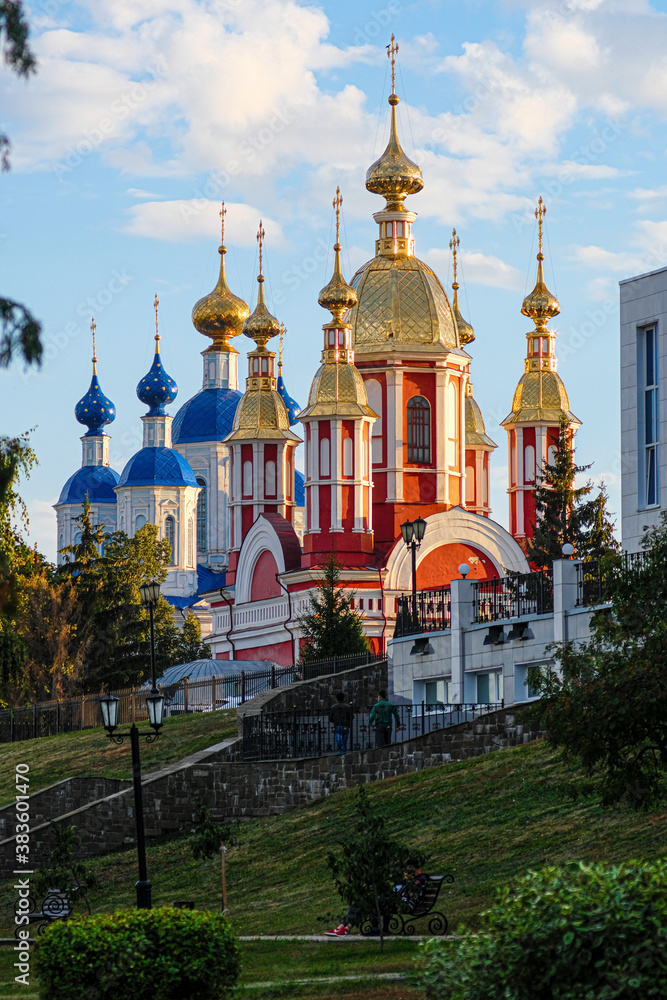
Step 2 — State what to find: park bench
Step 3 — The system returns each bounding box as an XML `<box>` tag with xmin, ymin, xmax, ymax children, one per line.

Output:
<box><xmin>360</xmin><ymin>874</ymin><xmax>454</xmax><ymax>936</ymax></box>
<box><xmin>17</xmin><ymin>889</ymin><xmax>72</xmax><ymax>936</ymax></box>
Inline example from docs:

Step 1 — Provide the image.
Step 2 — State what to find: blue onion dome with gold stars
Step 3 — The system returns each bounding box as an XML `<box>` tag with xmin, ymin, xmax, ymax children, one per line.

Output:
<box><xmin>74</xmin><ymin>352</ymin><xmax>115</xmax><ymax>435</ymax></box>
<box><xmin>136</xmin><ymin>330</ymin><xmax>178</xmax><ymax>415</ymax></box>
<box><xmin>58</xmin><ymin>466</ymin><xmax>120</xmax><ymax>504</ymax></box>
<box><xmin>118</xmin><ymin>448</ymin><xmax>197</xmax><ymax>489</ymax></box>
<box><xmin>276</xmin><ymin>323</ymin><xmax>301</xmax><ymax>427</ymax></box>
<box><xmin>172</xmin><ymin>388</ymin><xmax>243</xmax><ymax>443</ymax></box>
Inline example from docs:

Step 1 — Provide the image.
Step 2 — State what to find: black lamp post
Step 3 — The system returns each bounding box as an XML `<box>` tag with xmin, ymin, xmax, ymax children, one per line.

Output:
<box><xmin>400</xmin><ymin>517</ymin><xmax>427</xmax><ymax>621</ymax></box>
<box><xmin>100</xmin><ymin>579</ymin><xmax>164</xmax><ymax>910</ymax></box>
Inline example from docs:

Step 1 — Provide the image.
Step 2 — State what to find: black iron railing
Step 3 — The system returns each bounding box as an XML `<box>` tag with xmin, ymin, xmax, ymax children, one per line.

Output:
<box><xmin>575</xmin><ymin>550</ymin><xmax>649</xmax><ymax>607</ymax></box>
<box><xmin>300</xmin><ymin>651</ymin><xmax>386</xmax><ymax>680</ymax></box>
<box><xmin>473</xmin><ymin>570</ymin><xmax>554</xmax><ymax>624</ymax></box>
<box><xmin>394</xmin><ymin>588</ymin><xmax>452</xmax><ymax>638</ymax></box>
<box><xmin>241</xmin><ymin>701</ymin><xmax>503</xmax><ymax>761</ymax></box>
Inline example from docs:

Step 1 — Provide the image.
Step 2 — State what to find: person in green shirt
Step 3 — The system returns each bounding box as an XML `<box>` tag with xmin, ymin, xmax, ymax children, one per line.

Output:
<box><xmin>369</xmin><ymin>689</ymin><xmax>401</xmax><ymax>748</ymax></box>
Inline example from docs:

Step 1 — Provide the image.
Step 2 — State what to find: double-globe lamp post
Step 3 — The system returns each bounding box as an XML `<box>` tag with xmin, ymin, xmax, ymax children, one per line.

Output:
<box><xmin>400</xmin><ymin>517</ymin><xmax>427</xmax><ymax>620</ymax></box>
<box><xmin>99</xmin><ymin>580</ymin><xmax>164</xmax><ymax>910</ymax></box>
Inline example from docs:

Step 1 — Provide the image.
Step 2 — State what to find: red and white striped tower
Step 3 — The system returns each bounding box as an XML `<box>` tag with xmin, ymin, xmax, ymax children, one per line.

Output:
<box><xmin>502</xmin><ymin>198</ymin><xmax>580</xmax><ymax>550</ymax></box>
<box><xmin>224</xmin><ymin>221</ymin><xmax>301</xmax><ymax>584</ymax></box>
<box><xmin>299</xmin><ymin>189</ymin><xmax>377</xmax><ymax>569</ymax></box>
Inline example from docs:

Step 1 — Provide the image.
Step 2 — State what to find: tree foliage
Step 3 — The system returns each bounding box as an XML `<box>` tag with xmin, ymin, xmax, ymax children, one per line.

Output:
<box><xmin>299</xmin><ymin>553</ymin><xmax>369</xmax><ymax>663</ymax></box>
<box><xmin>531</xmin><ymin>512</ymin><xmax>667</xmax><ymax>809</ymax></box>
<box><xmin>0</xmin><ymin>2</ymin><xmax>41</xmax><ymax>367</ymax></box>
<box><xmin>176</xmin><ymin>612</ymin><xmax>212</xmax><ymax>662</ymax></box>
<box><xmin>528</xmin><ymin>416</ymin><xmax>618</xmax><ymax>568</ymax></box>
<box><xmin>417</xmin><ymin>859</ymin><xmax>667</xmax><ymax>1000</ymax></box>
<box><xmin>189</xmin><ymin>797</ymin><xmax>236</xmax><ymax>861</ymax></box>
<box><xmin>327</xmin><ymin>786</ymin><xmax>426</xmax><ymax>949</ymax></box>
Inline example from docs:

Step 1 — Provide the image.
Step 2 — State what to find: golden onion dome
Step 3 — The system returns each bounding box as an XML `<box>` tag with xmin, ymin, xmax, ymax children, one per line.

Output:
<box><xmin>318</xmin><ymin>242</ymin><xmax>358</xmax><ymax>319</ymax></box>
<box><xmin>242</xmin><ymin>276</ymin><xmax>280</xmax><ymax>349</ymax></box>
<box><xmin>346</xmin><ymin>254</ymin><xmax>459</xmax><ymax>353</ymax></box>
<box><xmin>192</xmin><ymin>244</ymin><xmax>250</xmax><ymax>351</ymax></box>
<box><xmin>521</xmin><ymin>252</ymin><xmax>560</xmax><ymax>331</ymax></box>
<box><xmin>452</xmin><ymin>286</ymin><xmax>474</xmax><ymax>346</ymax></box>
<box><xmin>366</xmin><ymin>94</ymin><xmax>423</xmax><ymax>212</ymax></box>
<box><xmin>503</xmin><ymin>370</ymin><xmax>579</xmax><ymax>426</ymax></box>
<box><xmin>229</xmin><ymin>388</ymin><xmax>293</xmax><ymax>438</ymax></box>
<box><xmin>465</xmin><ymin>388</ymin><xmax>496</xmax><ymax>449</ymax></box>
<box><xmin>300</xmin><ymin>360</ymin><xmax>376</xmax><ymax>420</ymax></box>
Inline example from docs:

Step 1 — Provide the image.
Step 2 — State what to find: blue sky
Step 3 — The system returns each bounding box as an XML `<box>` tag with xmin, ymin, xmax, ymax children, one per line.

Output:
<box><xmin>4</xmin><ymin>0</ymin><xmax>667</xmax><ymax>560</ymax></box>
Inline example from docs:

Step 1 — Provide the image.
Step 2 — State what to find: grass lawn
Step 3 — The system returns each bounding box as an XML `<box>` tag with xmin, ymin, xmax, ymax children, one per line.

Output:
<box><xmin>0</xmin><ymin>708</ymin><xmax>237</xmax><ymax>807</ymax></box>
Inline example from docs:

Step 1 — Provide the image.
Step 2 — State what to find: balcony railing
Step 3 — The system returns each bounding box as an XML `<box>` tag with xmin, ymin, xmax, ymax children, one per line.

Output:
<box><xmin>575</xmin><ymin>550</ymin><xmax>649</xmax><ymax>607</ymax></box>
<box><xmin>473</xmin><ymin>570</ymin><xmax>554</xmax><ymax>624</ymax></box>
<box><xmin>394</xmin><ymin>587</ymin><xmax>452</xmax><ymax>638</ymax></box>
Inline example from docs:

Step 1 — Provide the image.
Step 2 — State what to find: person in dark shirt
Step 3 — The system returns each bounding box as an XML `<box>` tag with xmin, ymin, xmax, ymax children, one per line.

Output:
<box><xmin>368</xmin><ymin>689</ymin><xmax>401</xmax><ymax>748</ymax></box>
<box><xmin>329</xmin><ymin>691</ymin><xmax>354</xmax><ymax>754</ymax></box>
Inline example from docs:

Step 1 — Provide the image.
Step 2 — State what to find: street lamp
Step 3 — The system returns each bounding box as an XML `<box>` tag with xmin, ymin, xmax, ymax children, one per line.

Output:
<box><xmin>99</xmin><ymin>579</ymin><xmax>165</xmax><ymax>910</ymax></box>
<box><xmin>401</xmin><ymin>517</ymin><xmax>427</xmax><ymax>622</ymax></box>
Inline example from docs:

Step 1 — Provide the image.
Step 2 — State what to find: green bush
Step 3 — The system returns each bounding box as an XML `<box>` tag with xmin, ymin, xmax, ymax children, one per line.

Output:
<box><xmin>35</xmin><ymin>906</ymin><xmax>241</xmax><ymax>1000</ymax></box>
<box><xmin>416</xmin><ymin>859</ymin><xmax>667</xmax><ymax>1000</ymax></box>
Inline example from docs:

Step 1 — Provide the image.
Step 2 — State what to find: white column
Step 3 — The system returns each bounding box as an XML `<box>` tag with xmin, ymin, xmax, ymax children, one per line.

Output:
<box><xmin>353</xmin><ymin>421</ymin><xmax>364</xmax><ymax>531</ymax></box>
<box><xmin>386</xmin><ymin>367</ymin><xmax>403</xmax><ymax>501</ymax></box>
<box><xmin>309</xmin><ymin>421</ymin><xmax>319</xmax><ymax>532</ymax></box>
<box><xmin>443</xmin><ymin>372</ymin><xmax>450</xmax><ymax>504</ymax></box>
<box><xmin>553</xmin><ymin>558</ymin><xmax>578</xmax><ymax>644</ymax></box>
<box><xmin>449</xmin><ymin>577</ymin><xmax>474</xmax><ymax>705</ymax></box>
<box><xmin>458</xmin><ymin>376</ymin><xmax>466</xmax><ymax>506</ymax></box>
<box><xmin>435</xmin><ymin>368</ymin><xmax>446</xmax><ymax>502</ymax></box>
<box><xmin>332</xmin><ymin>419</ymin><xmax>342</xmax><ymax>531</ymax></box>
<box><xmin>253</xmin><ymin>442</ymin><xmax>263</xmax><ymax>520</ymax></box>
<box><xmin>516</xmin><ymin>427</ymin><xmax>525</xmax><ymax>536</ymax></box>
<box><xmin>475</xmin><ymin>451</ymin><xmax>483</xmax><ymax>512</ymax></box>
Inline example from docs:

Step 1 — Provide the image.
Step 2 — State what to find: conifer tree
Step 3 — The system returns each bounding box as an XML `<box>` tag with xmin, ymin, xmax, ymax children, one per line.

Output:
<box><xmin>528</xmin><ymin>417</ymin><xmax>618</xmax><ymax>567</ymax></box>
<box><xmin>299</xmin><ymin>553</ymin><xmax>369</xmax><ymax>663</ymax></box>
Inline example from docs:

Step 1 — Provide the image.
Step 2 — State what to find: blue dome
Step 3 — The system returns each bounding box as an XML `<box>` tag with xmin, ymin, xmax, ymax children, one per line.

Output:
<box><xmin>172</xmin><ymin>387</ymin><xmax>243</xmax><ymax>444</ymax></box>
<box><xmin>57</xmin><ymin>465</ymin><xmax>120</xmax><ymax>505</ymax></box>
<box><xmin>277</xmin><ymin>374</ymin><xmax>301</xmax><ymax>426</ymax></box>
<box><xmin>75</xmin><ymin>370</ymin><xmax>116</xmax><ymax>436</ymax></box>
<box><xmin>137</xmin><ymin>342</ymin><xmax>178</xmax><ymax>416</ymax></box>
<box><xmin>295</xmin><ymin>469</ymin><xmax>305</xmax><ymax>506</ymax></box>
<box><xmin>118</xmin><ymin>447</ymin><xmax>198</xmax><ymax>488</ymax></box>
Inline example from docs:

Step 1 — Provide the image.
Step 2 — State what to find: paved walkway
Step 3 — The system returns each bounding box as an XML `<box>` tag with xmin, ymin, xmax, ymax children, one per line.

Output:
<box><xmin>238</xmin><ymin>934</ymin><xmax>436</xmax><ymax>941</ymax></box>
<box><xmin>241</xmin><ymin>972</ymin><xmax>406</xmax><ymax>989</ymax></box>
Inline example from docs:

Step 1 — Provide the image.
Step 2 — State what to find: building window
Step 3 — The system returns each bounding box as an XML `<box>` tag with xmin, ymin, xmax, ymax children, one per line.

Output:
<box><xmin>187</xmin><ymin>516</ymin><xmax>194</xmax><ymax>566</ymax></box>
<box><xmin>639</xmin><ymin>325</ymin><xmax>659</xmax><ymax>507</ymax></box>
<box><xmin>424</xmin><ymin>679</ymin><xmax>450</xmax><ymax>709</ymax></box>
<box><xmin>477</xmin><ymin>671</ymin><xmax>503</xmax><ymax>704</ymax></box>
<box><xmin>365</xmin><ymin>379</ymin><xmax>383</xmax><ymax>466</ymax></box>
<box><xmin>524</xmin><ymin>445</ymin><xmax>535</xmax><ymax>483</ymax></box>
<box><xmin>243</xmin><ymin>460</ymin><xmax>253</xmax><ymax>497</ymax></box>
<box><xmin>407</xmin><ymin>396</ymin><xmax>431</xmax><ymax>464</ymax></box>
<box><xmin>465</xmin><ymin>465</ymin><xmax>475</xmax><ymax>503</ymax></box>
<box><xmin>320</xmin><ymin>437</ymin><xmax>330</xmax><ymax>477</ymax></box>
<box><xmin>196</xmin><ymin>478</ymin><xmax>206</xmax><ymax>552</ymax></box>
<box><xmin>165</xmin><ymin>515</ymin><xmax>175</xmax><ymax>562</ymax></box>
<box><xmin>135</xmin><ymin>514</ymin><xmax>146</xmax><ymax>532</ymax></box>
<box><xmin>265</xmin><ymin>460</ymin><xmax>276</xmax><ymax>496</ymax></box>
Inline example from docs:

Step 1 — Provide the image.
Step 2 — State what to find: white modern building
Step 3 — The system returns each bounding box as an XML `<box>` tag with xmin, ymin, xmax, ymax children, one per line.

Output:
<box><xmin>620</xmin><ymin>266</ymin><xmax>667</xmax><ymax>550</ymax></box>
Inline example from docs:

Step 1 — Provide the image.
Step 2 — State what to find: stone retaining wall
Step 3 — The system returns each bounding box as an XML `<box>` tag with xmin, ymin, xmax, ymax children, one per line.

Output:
<box><xmin>0</xmin><ymin>705</ymin><xmax>542</xmax><ymax>867</ymax></box>
<box><xmin>0</xmin><ymin>777</ymin><xmax>130</xmax><ymax>842</ymax></box>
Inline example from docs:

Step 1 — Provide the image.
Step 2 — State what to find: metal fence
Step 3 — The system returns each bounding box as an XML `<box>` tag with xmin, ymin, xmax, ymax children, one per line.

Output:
<box><xmin>0</xmin><ymin>651</ymin><xmax>388</xmax><ymax>744</ymax></box>
<box><xmin>473</xmin><ymin>570</ymin><xmax>554</xmax><ymax>624</ymax></box>
<box><xmin>300</xmin><ymin>651</ymin><xmax>386</xmax><ymax>680</ymax></box>
<box><xmin>241</xmin><ymin>701</ymin><xmax>504</xmax><ymax>761</ymax></box>
<box><xmin>394</xmin><ymin>588</ymin><xmax>452</xmax><ymax>638</ymax></box>
<box><xmin>575</xmin><ymin>550</ymin><xmax>649</xmax><ymax>607</ymax></box>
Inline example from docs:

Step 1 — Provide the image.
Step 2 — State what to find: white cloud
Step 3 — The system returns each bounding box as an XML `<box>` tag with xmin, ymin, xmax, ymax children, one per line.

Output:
<box><xmin>26</xmin><ymin>498</ymin><xmax>58</xmax><ymax>564</ymax></box>
<box><xmin>124</xmin><ymin>199</ymin><xmax>286</xmax><ymax>246</ymax></box>
<box><xmin>425</xmin><ymin>247</ymin><xmax>524</xmax><ymax>290</ymax></box>
<box><xmin>574</xmin><ymin>244</ymin><xmax>648</xmax><ymax>273</ymax></box>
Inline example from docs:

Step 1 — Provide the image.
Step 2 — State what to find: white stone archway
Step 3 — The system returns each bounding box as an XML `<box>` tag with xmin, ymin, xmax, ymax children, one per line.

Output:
<box><xmin>234</xmin><ymin>514</ymin><xmax>300</xmax><ymax>605</ymax></box>
<box><xmin>384</xmin><ymin>507</ymin><xmax>529</xmax><ymax>592</ymax></box>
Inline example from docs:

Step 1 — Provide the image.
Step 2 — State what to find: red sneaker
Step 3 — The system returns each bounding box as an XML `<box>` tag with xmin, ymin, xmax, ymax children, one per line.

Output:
<box><xmin>324</xmin><ymin>924</ymin><xmax>350</xmax><ymax>936</ymax></box>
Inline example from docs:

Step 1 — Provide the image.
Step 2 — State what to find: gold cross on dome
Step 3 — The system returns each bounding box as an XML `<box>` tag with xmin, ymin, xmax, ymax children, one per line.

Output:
<box><xmin>90</xmin><ymin>317</ymin><xmax>97</xmax><ymax>364</ymax></box>
<box><xmin>257</xmin><ymin>220</ymin><xmax>265</xmax><ymax>276</ymax></box>
<box><xmin>219</xmin><ymin>202</ymin><xmax>227</xmax><ymax>244</ymax></box>
<box><xmin>333</xmin><ymin>186</ymin><xmax>343</xmax><ymax>245</ymax></box>
<box><xmin>449</xmin><ymin>228</ymin><xmax>460</xmax><ymax>285</ymax></box>
<box><xmin>154</xmin><ymin>293</ymin><xmax>160</xmax><ymax>342</ymax></box>
<box><xmin>535</xmin><ymin>196</ymin><xmax>546</xmax><ymax>255</ymax></box>
<box><xmin>279</xmin><ymin>322</ymin><xmax>285</xmax><ymax>374</ymax></box>
<box><xmin>387</xmin><ymin>34</ymin><xmax>399</xmax><ymax>96</ymax></box>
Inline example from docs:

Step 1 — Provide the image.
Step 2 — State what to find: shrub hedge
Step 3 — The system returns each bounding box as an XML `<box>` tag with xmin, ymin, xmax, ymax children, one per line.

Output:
<box><xmin>35</xmin><ymin>906</ymin><xmax>241</xmax><ymax>1000</ymax></box>
<box><xmin>416</xmin><ymin>859</ymin><xmax>667</xmax><ymax>1000</ymax></box>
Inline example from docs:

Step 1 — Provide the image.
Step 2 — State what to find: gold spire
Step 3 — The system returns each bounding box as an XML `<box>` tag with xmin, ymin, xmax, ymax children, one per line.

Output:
<box><xmin>521</xmin><ymin>196</ymin><xmax>560</xmax><ymax>331</ymax></box>
<box><xmin>278</xmin><ymin>322</ymin><xmax>285</xmax><ymax>376</ymax></box>
<box><xmin>90</xmin><ymin>317</ymin><xmax>97</xmax><ymax>374</ymax></box>
<box><xmin>449</xmin><ymin>228</ymin><xmax>474</xmax><ymax>346</ymax></box>
<box><xmin>191</xmin><ymin>201</ymin><xmax>250</xmax><ymax>352</ymax></box>
<box><xmin>243</xmin><ymin>220</ymin><xmax>280</xmax><ymax>349</ymax></box>
<box><xmin>365</xmin><ymin>37</ymin><xmax>423</xmax><ymax>211</ymax></box>
<box><xmin>318</xmin><ymin>188</ymin><xmax>358</xmax><ymax>323</ymax></box>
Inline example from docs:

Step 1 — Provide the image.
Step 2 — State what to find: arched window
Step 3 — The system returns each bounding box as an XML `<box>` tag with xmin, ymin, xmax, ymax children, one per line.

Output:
<box><xmin>524</xmin><ymin>445</ymin><xmax>536</xmax><ymax>483</ymax></box>
<box><xmin>365</xmin><ymin>379</ymin><xmax>383</xmax><ymax>466</ymax></box>
<box><xmin>196</xmin><ymin>478</ymin><xmax>207</xmax><ymax>552</ymax></box>
<box><xmin>165</xmin><ymin>515</ymin><xmax>175</xmax><ymax>563</ymax></box>
<box><xmin>548</xmin><ymin>444</ymin><xmax>557</xmax><ymax>468</ymax></box>
<box><xmin>343</xmin><ymin>437</ymin><xmax>353</xmax><ymax>477</ymax></box>
<box><xmin>320</xmin><ymin>437</ymin><xmax>330</xmax><ymax>477</ymax></box>
<box><xmin>265</xmin><ymin>461</ymin><xmax>276</xmax><ymax>496</ymax></box>
<box><xmin>74</xmin><ymin>531</ymin><xmax>82</xmax><ymax>546</ymax></box>
<box><xmin>135</xmin><ymin>514</ymin><xmax>146</xmax><ymax>532</ymax></box>
<box><xmin>187</xmin><ymin>516</ymin><xmax>194</xmax><ymax>566</ymax></box>
<box><xmin>407</xmin><ymin>396</ymin><xmax>431</xmax><ymax>464</ymax></box>
<box><xmin>243</xmin><ymin>460</ymin><xmax>253</xmax><ymax>497</ymax></box>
